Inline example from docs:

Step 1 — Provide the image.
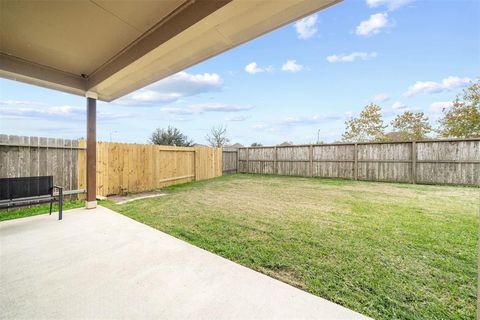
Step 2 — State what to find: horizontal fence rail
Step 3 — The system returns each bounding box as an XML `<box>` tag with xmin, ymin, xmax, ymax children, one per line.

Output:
<box><xmin>235</xmin><ymin>139</ymin><xmax>480</xmax><ymax>186</ymax></box>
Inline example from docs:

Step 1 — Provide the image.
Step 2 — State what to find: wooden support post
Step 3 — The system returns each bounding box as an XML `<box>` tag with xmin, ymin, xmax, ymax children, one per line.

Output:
<box><xmin>354</xmin><ymin>143</ymin><xmax>358</xmax><ymax>180</ymax></box>
<box><xmin>412</xmin><ymin>141</ymin><xmax>417</xmax><ymax>184</ymax></box>
<box><xmin>86</xmin><ymin>95</ymin><xmax>97</xmax><ymax>208</ymax></box>
<box><xmin>274</xmin><ymin>146</ymin><xmax>278</xmax><ymax>175</ymax></box>
<box><xmin>246</xmin><ymin>147</ymin><xmax>250</xmax><ymax>173</ymax></box>
<box><xmin>309</xmin><ymin>144</ymin><xmax>313</xmax><ymax>177</ymax></box>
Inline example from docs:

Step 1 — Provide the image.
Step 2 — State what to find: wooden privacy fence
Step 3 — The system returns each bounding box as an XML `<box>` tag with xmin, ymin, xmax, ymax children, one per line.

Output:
<box><xmin>94</xmin><ymin>143</ymin><xmax>221</xmax><ymax>196</ymax></box>
<box><xmin>1</xmin><ymin>135</ymin><xmax>222</xmax><ymax>197</ymax></box>
<box><xmin>0</xmin><ymin>134</ymin><xmax>84</xmax><ymax>196</ymax></box>
<box><xmin>236</xmin><ymin>139</ymin><xmax>480</xmax><ymax>186</ymax></box>
<box><xmin>222</xmin><ymin>149</ymin><xmax>238</xmax><ymax>174</ymax></box>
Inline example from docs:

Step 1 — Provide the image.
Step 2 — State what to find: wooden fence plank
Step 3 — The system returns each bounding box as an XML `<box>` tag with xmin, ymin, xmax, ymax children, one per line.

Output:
<box><xmin>3</xmin><ymin>136</ymin><xmax>478</xmax><ymax>200</ymax></box>
<box><xmin>1</xmin><ymin>135</ymin><xmax>83</xmax><ymax>199</ymax></box>
<box><xmin>80</xmin><ymin>143</ymin><xmax>222</xmax><ymax>196</ymax></box>
<box><xmin>237</xmin><ymin>139</ymin><xmax>480</xmax><ymax>186</ymax></box>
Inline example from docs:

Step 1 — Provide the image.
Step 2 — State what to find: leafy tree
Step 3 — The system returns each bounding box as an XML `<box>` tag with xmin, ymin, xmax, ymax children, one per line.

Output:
<box><xmin>438</xmin><ymin>80</ymin><xmax>480</xmax><ymax>138</ymax></box>
<box><xmin>390</xmin><ymin>111</ymin><xmax>432</xmax><ymax>141</ymax></box>
<box><xmin>342</xmin><ymin>103</ymin><xmax>387</xmax><ymax>142</ymax></box>
<box><xmin>206</xmin><ymin>125</ymin><xmax>230</xmax><ymax>147</ymax></box>
<box><xmin>251</xmin><ymin>142</ymin><xmax>263</xmax><ymax>147</ymax></box>
<box><xmin>149</xmin><ymin>126</ymin><xmax>193</xmax><ymax>146</ymax></box>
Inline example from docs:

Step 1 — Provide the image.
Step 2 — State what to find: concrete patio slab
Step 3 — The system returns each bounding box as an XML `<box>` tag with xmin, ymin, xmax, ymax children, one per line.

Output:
<box><xmin>0</xmin><ymin>206</ymin><xmax>370</xmax><ymax>319</ymax></box>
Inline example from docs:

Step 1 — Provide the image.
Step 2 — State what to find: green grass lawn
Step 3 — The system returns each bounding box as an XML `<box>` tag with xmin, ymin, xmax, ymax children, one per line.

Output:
<box><xmin>0</xmin><ymin>199</ymin><xmax>84</xmax><ymax>221</ymax></box>
<box><xmin>101</xmin><ymin>174</ymin><xmax>479</xmax><ymax>319</ymax></box>
<box><xmin>104</xmin><ymin>174</ymin><xmax>479</xmax><ymax>319</ymax></box>
<box><xmin>103</xmin><ymin>174</ymin><xmax>479</xmax><ymax>319</ymax></box>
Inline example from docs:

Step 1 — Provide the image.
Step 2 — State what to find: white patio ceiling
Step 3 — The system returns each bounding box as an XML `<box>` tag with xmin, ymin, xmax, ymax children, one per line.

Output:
<box><xmin>0</xmin><ymin>0</ymin><xmax>340</xmax><ymax>102</ymax></box>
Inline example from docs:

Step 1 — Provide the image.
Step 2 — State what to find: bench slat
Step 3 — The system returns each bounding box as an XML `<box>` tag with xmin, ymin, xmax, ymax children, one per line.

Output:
<box><xmin>0</xmin><ymin>176</ymin><xmax>64</xmax><ymax>220</ymax></box>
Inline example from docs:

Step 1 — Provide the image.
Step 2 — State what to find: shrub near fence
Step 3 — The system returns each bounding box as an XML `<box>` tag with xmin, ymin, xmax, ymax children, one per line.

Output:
<box><xmin>1</xmin><ymin>135</ymin><xmax>222</xmax><ymax>197</ymax></box>
<box><xmin>234</xmin><ymin>139</ymin><xmax>480</xmax><ymax>186</ymax></box>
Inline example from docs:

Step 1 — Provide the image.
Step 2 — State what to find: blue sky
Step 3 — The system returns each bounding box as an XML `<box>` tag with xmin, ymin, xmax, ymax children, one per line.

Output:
<box><xmin>1</xmin><ymin>0</ymin><xmax>479</xmax><ymax>145</ymax></box>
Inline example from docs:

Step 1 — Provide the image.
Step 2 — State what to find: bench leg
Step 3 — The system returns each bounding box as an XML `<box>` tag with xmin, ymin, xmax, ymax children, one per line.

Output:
<box><xmin>49</xmin><ymin>200</ymin><xmax>53</xmax><ymax>215</ymax></box>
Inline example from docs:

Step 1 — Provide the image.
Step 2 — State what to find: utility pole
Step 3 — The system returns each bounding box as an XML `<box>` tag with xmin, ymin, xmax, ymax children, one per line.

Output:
<box><xmin>317</xmin><ymin>129</ymin><xmax>321</xmax><ymax>144</ymax></box>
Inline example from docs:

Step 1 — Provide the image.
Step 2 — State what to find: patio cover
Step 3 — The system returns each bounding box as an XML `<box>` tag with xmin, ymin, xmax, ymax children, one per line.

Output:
<box><xmin>0</xmin><ymin>0</ymin><xmax>341</xmax><ymax>206</ymax></box>
<box><xmin>0</xmin><ymin>0</ymin><xmax>340</xmax><ymax>102</ymax></box>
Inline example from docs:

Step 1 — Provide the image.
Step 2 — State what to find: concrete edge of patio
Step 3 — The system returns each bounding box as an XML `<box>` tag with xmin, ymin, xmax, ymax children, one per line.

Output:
<box><xmin>0</xmin><ymin>206</ymin><xmax>371</xmax><ymax>319</ymax></box>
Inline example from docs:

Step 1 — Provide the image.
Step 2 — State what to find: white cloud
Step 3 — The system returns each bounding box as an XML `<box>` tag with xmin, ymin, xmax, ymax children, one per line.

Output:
<box><xmin>355</xmin><ymin>13</ymin><xmax>389</xmax><ymax>36</ymax></box>
<box><xmin>251</xmin><ymin>123</ymin><xmax>269</xmax><ymax>130</ymax></box>
<box><xmin>281</xmin><ymin>60</ymin><xmax>304</xmax><ymax>72</ymax></box>
<box><xmin>366</xmin><ymin>0</ymin><xmax>413</xmax><ymax>11</ymax></box>
<box><xmin>429</xmin><ymin>101</ymin><xmax>453</xmax><ymax>113</ymax></box>
<box><xmin>118</xmin><ymin>71</ymin><xmax>222</xmax><ymax>105</ymax></box>
<box><xmin>251</xmin><ymin>123</ymin><xmax>279</xmax><ymax>133</ymax></box>
<box><xmin>161</xmin><ymin>103</ymin><xmax>254</xmax><ymax>115</ymax></box>
<box><xmin>280</xmin><ymin>114</ymin><xmax>343</xmax><ymax>126</ymax></box>
<box><xmin>372</xmin><ymin>93</ymin><xmax>390</xmax><ymax>103</ymax></box>
<box><xmin>403</xmin><ymin>76</ymin><xmax>471</xmax><ymax>97</ymax></box>
<box><xmin>245</xmin><ymin>62</ymin><xmax>262</xmax><ymax>74</ymax></box>
<box><xmin>226</xmin><ymin>115</ymin><xmax>251</xmax><ymax>122</ymax></box>
<box><xmin>327</xmin><ymin>51</ymin><xmax>377</xmax><ymax>63</ymax></box>
<box><xmin>391</xmin><ymin>101</ymin><xmax>408</xmax><ymax>110</ymax></box>
<box><xmin>0</xmin><ymin>105</ymin><xmax>81</xmax><ymax>119</ymax></box>
<box><xmin>294</xmin><ymin>14</ymin><xmax>318</xmax><ymax>39</ymax></box>
<box><xmin>0</xmin><ymin>100</ymin><xmax>50</xmax><ymax>108</ymax></box>
<box><xmin>0</xmin><ymin>100</ymin><xmax>130</xmax><ymax>121</ymax></box>
<box><xmin>245</xmin><ymin>62</ymin><xmax>274</xmax><ymax>74</ymax></box>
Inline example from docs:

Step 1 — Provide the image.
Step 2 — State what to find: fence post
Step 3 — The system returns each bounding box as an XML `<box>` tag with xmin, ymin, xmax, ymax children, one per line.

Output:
<box><xmin>309</xmin><ymin>144</ymin><xmax>313</xmax><ymax>177</ymax></box>
<box><xmin>236</xmin><ymin>150</ymin><xmax>239</xmax><ymax>173</ymax></box>
<box><xmin>246</xmin><ymin>147</ymin><xmax>250</xmax><ymax>174</ymax></box>
<box><xmin>354</xmin><ymin>143</ymin><xmax>358</xmax><ymax>180</ymax></box>
<box><xmin>411</xmin><ymin>141</ymin><xmax>416</xmax><ymax>184</ymax></box>
<box><xmin>274</xmin><ymin>146</ymin><xmax>278</xmax><ymax>175</ymax></box>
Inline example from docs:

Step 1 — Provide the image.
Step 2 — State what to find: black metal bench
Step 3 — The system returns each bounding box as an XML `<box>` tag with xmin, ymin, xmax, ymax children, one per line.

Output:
<box><xmin>0</xmin><ymin>176</ymin><xmax>63</xmax><ymax>220</ymax></box>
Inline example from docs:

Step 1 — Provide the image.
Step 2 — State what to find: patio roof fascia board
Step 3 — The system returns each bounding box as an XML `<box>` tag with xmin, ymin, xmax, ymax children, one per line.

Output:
<box><xmin>87</xmin><ymin>0</ymin><xmax>342</xmax><ymax>102</ymax></box>
<box><xmin>0</xmin><ymin>0</ymin><xmax>341</xmax><ymax>102</ymax></box>
<box><xmin>86</xmin><ymin>0</ymin><xmax>232</xmax><ymax>93</ymax></box>
<box><xmin>0</xmin><ymin>53</ymin><xmax>87</xmax><ymax>96</ymax></box>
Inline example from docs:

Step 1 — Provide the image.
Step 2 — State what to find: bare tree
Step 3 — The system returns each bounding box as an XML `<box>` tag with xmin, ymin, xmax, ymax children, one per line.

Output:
<box><xmin>206</xmin><ymin>125</ymin><xmax>230</xmax><ymax>147</ymax></box>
